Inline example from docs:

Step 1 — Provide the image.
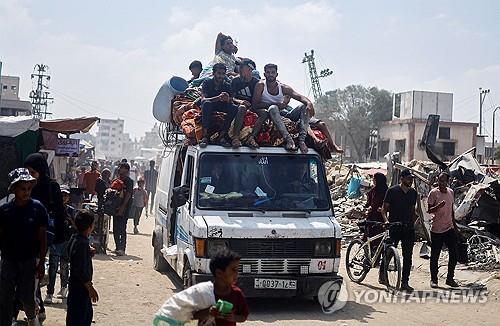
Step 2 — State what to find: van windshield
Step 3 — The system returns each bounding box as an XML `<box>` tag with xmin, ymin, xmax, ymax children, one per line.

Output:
<box><xmin>196</xmin><ymin>153</ymin><xmax>331</xmax><ymax>211</ymax></box>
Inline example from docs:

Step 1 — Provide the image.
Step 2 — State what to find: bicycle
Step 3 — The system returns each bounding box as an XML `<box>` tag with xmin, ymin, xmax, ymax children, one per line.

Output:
<box><xmin>346</xmin><ymin>221</ymin><xmax>403</xmax><ymax>292</ymax></box>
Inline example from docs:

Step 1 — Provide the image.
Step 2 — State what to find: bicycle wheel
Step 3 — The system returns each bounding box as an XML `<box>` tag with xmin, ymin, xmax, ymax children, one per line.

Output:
<box><xmin>346</xmin><ymin>238</ymin><xmax>370</xmax><ymax>283</ymax></box>
<box><xmin>384</xmin><ymin>246</ymin><xmax>401</xmax><ymax>292</ymax></box>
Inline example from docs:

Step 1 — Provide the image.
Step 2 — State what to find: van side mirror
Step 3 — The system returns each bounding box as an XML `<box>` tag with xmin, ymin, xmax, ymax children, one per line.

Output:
<box><xmin>171</xmin><ymin>185</ymin><xmax>190</xmax><ymax>208</ymax></box>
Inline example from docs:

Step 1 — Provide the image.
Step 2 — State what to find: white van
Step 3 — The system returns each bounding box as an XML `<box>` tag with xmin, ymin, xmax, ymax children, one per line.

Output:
<box><xmin>152</xmin><ymin>144</ymin><xmax>343</xmax><ymax>298</ymax></box>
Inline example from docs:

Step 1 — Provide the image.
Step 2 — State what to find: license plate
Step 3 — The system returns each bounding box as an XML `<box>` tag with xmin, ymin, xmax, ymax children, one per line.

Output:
<box><xmin>254</xmin><ymin>278</ymin><xmax>297</xmax><ymax>290</ymax></box>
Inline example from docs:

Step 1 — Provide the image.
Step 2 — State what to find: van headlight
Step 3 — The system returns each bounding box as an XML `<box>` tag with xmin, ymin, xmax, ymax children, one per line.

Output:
<box><xmin>207</xmin><ymin>239</ymin><xmax>229</xmax><ymax>258</ymax></box>
<box><xmin>314</xmin><ymin>239</ymin><xmax>333</xmax><ymax>257</ymax></box>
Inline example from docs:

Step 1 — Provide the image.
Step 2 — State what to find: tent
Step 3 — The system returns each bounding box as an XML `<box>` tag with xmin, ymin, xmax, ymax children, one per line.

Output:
<box><xmin>0</xmin><ymin>116</ymin><xmax>42</xmax><ymax>199</ymax></box>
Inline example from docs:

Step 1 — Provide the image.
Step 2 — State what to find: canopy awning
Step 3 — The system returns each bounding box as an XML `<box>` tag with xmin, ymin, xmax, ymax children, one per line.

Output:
<box><xmin>0</xmin><ymin>116</ymin><xmax>39</xmax><ymax>137</ymax></box>
<box><xmin>40</xmin><ymin>117</ymin><xmax>99</xmax><ymax>134</ymax></box>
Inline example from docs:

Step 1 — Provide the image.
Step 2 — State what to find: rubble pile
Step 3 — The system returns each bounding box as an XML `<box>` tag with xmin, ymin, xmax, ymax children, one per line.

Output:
<box><xmin>327</xmin><ymin>148</ymin><xmax>500</xmax><ymax>271</ymax></box>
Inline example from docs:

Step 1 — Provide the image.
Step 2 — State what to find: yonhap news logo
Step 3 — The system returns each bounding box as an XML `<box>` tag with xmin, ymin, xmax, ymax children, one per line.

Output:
<box><xmin>317</xmin><ymin>281</ymin><xmax>488</xmax><ymax>313</ymax></box>
<box><xmin>317</xmin><ymin>279</ymin><xmax>348</xmax><ymax>313</ymax></box>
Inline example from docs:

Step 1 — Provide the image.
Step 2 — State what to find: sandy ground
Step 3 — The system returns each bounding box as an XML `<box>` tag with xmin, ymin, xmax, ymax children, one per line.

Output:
<box><xmin>37</xmin><ymin>211</ymin><xmax>499</xmax><ymax>326</ymax></box>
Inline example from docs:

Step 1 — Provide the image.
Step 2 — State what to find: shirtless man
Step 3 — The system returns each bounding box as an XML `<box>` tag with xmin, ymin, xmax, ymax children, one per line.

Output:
<box><xmin>252</xmin><ymin>63</ymin><xmax>314</xmax><ymax>153</ymax></box>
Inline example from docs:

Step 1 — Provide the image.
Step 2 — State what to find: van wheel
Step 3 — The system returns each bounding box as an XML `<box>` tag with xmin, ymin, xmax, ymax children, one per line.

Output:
<box><xmin>182</xmin><ymin>260</ymin><xmax>193</xmax><ymax>288</ymax></box>
<box><xmin>153</xmin><ymin>245</ymin><xmax>169</xmax><ymax>273</ymax></box>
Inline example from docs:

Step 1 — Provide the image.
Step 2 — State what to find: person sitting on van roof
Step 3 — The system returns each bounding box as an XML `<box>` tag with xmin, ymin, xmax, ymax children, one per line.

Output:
<box><xmin>253</xmin><ymin>63</ymin><xmax>315</xmax><ymax>153</ymax></box>
<box><xmin>199</xmin><ymin>63</ymin><xmax>243</xmax><ymax>148</ymax></box>
<box><xmin>188</xmin><ymin>60</ymin><xmax>202</xmax><ymax>82</ymax></box>
<box><xmin>230</xmin><ymin>59</ymin><xmax>267</xmax><ymax>149</ymax></box>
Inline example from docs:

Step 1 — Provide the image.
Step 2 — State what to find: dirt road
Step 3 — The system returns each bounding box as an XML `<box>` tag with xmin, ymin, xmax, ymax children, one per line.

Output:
<box><xmin>42</xmin><ymin>213</ymin><xmax>499</xmax><ymax>325</ymax></box>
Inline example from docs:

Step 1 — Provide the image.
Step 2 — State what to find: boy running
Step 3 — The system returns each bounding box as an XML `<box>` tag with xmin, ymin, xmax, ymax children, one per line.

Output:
<box><xmin>195</xmin><ymin>249</ymin><xmax>249</xmax><ymax>325</ymax></box>
<box><xmin>0</xmin><ymin>168</ymin><xmax>48</xmax><ymax>326</ymax></box>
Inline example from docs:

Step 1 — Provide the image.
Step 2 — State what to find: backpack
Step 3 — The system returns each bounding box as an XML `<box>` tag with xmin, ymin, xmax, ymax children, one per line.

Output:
<box><xmin>103</xmin><ymin>180</ymin><xmax>124</xmax><ymax>215</ymax></box>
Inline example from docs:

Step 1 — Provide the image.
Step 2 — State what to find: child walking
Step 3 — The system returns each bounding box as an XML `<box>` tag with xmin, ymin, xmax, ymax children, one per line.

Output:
<box><xmin>45</xmin><ymin>185</ymin><xmax>74</xmax><ymax>303</ymax></box>
<box><xmin>132</xmin><ymin>178</ymin><xmax>148</xmax><ymax>235</ymax></box>
<box><xmin>0</xmin><ymin>168</ymin><xmax>48</xmax><ymax>326</ymax></box>
<box><xmin>66</xmin><ymin>210</ymin><xmax>99</xmax><ymax>326</ymax></box>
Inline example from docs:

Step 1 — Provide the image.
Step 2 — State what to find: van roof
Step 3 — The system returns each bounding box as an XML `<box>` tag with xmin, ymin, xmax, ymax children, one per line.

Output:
<box><xmin>187</xmin><ymin>144</ymin><xmax>321</xmax><ymax>156</ymax></box>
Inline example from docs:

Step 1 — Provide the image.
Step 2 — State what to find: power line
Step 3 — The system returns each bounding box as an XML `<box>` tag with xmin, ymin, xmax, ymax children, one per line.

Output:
<box><xmin>50</xmin><ymin>88</ymin><xmax>153</xmax><ymax>126</ymax></box>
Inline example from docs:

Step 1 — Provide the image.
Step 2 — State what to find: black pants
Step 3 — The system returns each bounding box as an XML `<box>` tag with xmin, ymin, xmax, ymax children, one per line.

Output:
<box><xmin>201</xmin><ymin>101</ymin><xmax>239</xmax><ymax>133</ymax></box>
<box><xmin>430</xmin><ymin>228</ymin><xmax>458</xmax><ymax>282</ymax></box>
<box><xmin>132</xmin><ymin>206</ymin><xmax>144</xmax><ymax>227</ymax></box>
<box><xmin>66</xmin><ymin>285</ymin><xmax>92</xmax><ymax>326</ymax></box>
<box><xmin>113</xmin><ymin>215</ymin><xmax>128</xmax><ymax>251</ymax></box>
<box><xmin>0</xmin><ymin>259</ymin><xmax>37</xmax><ymax>325</ymax></box>
<box><xmin>389</xmin><ymin>228</ymin><xmax>415</xmax><ymax>284</ymax></box>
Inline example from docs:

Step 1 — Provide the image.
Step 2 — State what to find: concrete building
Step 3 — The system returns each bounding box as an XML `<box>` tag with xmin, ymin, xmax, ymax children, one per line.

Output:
<box><xmin>141</xmin><ymin>123</ymin><xmax>162</xmax><ymax>149</ymax></box>
<box><xmin>95</xmin><ymin>118</ymin><xmax>125</xmax><ymax>160</ymax></box>
<box><xmin>378</xmin><ymin>90</ymin><xmax>478</xmax><ymax>162</ymax></box>
<box><xmin>0</xmin><ymin>75</ymin><xmax>32</xmax><ymax>116</ymax></box>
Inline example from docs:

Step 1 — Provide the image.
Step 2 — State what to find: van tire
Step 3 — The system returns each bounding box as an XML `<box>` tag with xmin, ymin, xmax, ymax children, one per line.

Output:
<box><xmin>182</xmin><ymin>260</ymin><xmax>193</xmax><ymax>288</ymax></box>
<box><xmin>153</xmin><ymin>244</ymin><xmax>169</xmax><ymax>273</ymax></box>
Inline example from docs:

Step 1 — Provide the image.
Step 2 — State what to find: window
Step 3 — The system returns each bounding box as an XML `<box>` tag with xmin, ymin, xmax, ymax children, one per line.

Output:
<box><xmin>439</xmin><ymin>127</ymin><xmax>450</xmax><ymax>140</ymax></box>
<box><xmin>394</xmin><ymin>93</ymin><xmax>401</xmax><ymax>118</ymax></box>
<box><xmin>196</xmin><ymin>153</ymin><xmax>331</xmax><ymax>211</ymax></box>
<box><xmin>395</xmin><ymin>139</ymin><xmax>406</xmax><ymax>155</ymax></box>
<box><xmin>11</xmin><ymin>86</ymin><xmax>16</xmax><ymax>90</ymax></box>
<box><xmin>378</xmin><ymin>140</ymin><xmax>389</xmax><ymax>158</ymax></box>
<box><xmin>443</xmin><ymin>142</ymin><xmax>455</xmax><ymax>156</ymax></box>
<box><xmin>2</xmin><ymin>85</ymin><xmax>7</xmax><ymax>90</ymax></box>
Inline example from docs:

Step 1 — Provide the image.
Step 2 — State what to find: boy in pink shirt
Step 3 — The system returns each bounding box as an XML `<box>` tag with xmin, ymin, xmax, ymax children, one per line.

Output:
<box><xmin>427</xmin><ymin>172</ymin><xmax>459</xmax><ymax>288</ymax></box>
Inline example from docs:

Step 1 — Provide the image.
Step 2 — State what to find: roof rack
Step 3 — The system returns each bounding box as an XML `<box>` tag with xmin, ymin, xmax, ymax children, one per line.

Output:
<box><xmin>159</xmin><ymin>122</ymin><xmax>184</xmax><ymax>148</ymax></box>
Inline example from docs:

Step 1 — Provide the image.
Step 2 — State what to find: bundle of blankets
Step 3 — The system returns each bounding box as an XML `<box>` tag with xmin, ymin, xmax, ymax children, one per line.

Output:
<box><xmin>171</xmin><ymin>88</ymin><xmax>332</xmax><ymax>159</ymax></box>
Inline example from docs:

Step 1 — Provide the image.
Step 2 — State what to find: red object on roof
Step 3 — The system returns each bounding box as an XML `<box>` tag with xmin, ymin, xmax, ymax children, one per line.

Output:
<box><xmin>39</xmin><ymin>117</ymin><xmax>99</xmax><ymax>134</ymax></box>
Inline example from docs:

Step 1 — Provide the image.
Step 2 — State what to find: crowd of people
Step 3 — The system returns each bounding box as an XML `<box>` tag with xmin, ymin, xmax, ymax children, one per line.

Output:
<box><xmin>364</xmin><ymin>169</ymin><xmax>460</xmax><ymax>292</ymax></box>
<box><xmin>182</xmin><ymin>32</ymin><xmax>343</xmax><ymax>155</ymax></box>
<box><xmin>0</xmin><ymin>154</ymin><xmax>159</xmax><ymax>325</ymax></box>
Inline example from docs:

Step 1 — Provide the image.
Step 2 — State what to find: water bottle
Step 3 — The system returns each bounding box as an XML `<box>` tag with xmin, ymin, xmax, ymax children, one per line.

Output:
<box><xmin>215</xmin><ymin>299</ymin><xmax>234</xmax><ymax>315</ymax></box>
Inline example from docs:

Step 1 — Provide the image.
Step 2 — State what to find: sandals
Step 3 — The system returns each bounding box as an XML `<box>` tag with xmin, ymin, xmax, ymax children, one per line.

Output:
<box><xmin>298</xmin><ymin>141</ymin><xmax>308</xmax><ymax>153</ymax></box>
<box><xmin>284</xmin><ymin>137</ymin><xmax>296</xmax><ymax>151</ymax></box>
<box><xmin>199</xmin><ymin>137</ymin><xmax>209</xmax><ymax>148</ymax></box>
<box><xmin>232</xmin><ymin>138</ymin><xmax>242</xmax><ymax>149</ymax></box>
<box><xmin>246</xmin><ymin>136</ymin><xmax>259</xmax><ymax>149</ymax></box>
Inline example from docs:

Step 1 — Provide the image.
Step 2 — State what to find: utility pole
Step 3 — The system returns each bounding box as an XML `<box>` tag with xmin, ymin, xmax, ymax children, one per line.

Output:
<box><xmin>302</xmin><ymin>50</ymin><xmax>333</xmax><ymax>101</ymax></box>
<box><xmin>479</xmin><ymin>87</ymin><xmax>490</xmax><ymax>135</ymax></box>
<box><xmin>493</xmin><ymin>106</ymin><xmax>500</xmax><ymax>165</ymax></box>
<box><xmin>30</xmin><ymin>64</ymin><xmax>53</xmax><ymax>119</ymax></box>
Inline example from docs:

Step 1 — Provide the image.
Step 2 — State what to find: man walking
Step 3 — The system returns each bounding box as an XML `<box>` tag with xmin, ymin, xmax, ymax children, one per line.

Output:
<box><xmin>144</xmin><ymin>160</ymin><xmax>159</xmax><ymax>214</ymax></box>
<box><xmin>83</xmin><ymin>161</ymin><xmax>100</xmax><ymax>198</ymax></box>
<box><xmin>252</xmin><ymin>63</ymin><xmax>315</xmax><ymax>153</ymax></box>
<box><xmin>381</xmin><ymin>169</ymin><xmax>418</xmax><ymax>292</ymax></box>
<box><xmin>427</xmin><ymin>172</ymin><xmax>460</xmax><ymax>288</ymax></box>
<box><xmin>113</xmin><ymin>162</ymin><xmax>133</xmax><ymax>256</ymax></box>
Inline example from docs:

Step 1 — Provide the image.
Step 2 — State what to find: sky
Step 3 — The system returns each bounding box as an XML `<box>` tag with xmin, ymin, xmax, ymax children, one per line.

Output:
<box><xmin>1</xmin><ymin>0</ymin><xmax>499</xmax><ymax>140</ymax></box>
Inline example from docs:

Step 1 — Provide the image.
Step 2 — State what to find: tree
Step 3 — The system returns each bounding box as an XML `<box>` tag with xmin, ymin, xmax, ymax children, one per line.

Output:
<box><xmin>315</xmin><ymin>85</ymin><xmax>392</xmax><ymax>162</ymax></box>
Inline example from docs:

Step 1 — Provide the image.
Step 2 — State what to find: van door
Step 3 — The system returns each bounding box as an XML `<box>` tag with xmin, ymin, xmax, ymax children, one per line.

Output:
<box><xmin>155</xmin><ymin>147</ymin><xmax>178</xmax><ymax>247</ymax></box>
<box><xmin>176</xmin><ymin>152</ymin><xmax>196</xmax><ymax>276</ymax></box>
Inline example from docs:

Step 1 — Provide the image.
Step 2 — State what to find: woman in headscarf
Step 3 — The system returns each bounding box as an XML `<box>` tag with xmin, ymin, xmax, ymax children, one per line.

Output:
<box><xmin>24</xmin><ymin>153</ymin><xmax>65</xmax><ymax>322</ymax></box>
<box><xmin>364</xmin><ymin>172</ymin><xmax>389</xmax><ymax>284</ymax></box>
<box><xmin>364</xmin><ymin>172</ymin><xmax>388</xmax><ymax>241</ymax></box>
